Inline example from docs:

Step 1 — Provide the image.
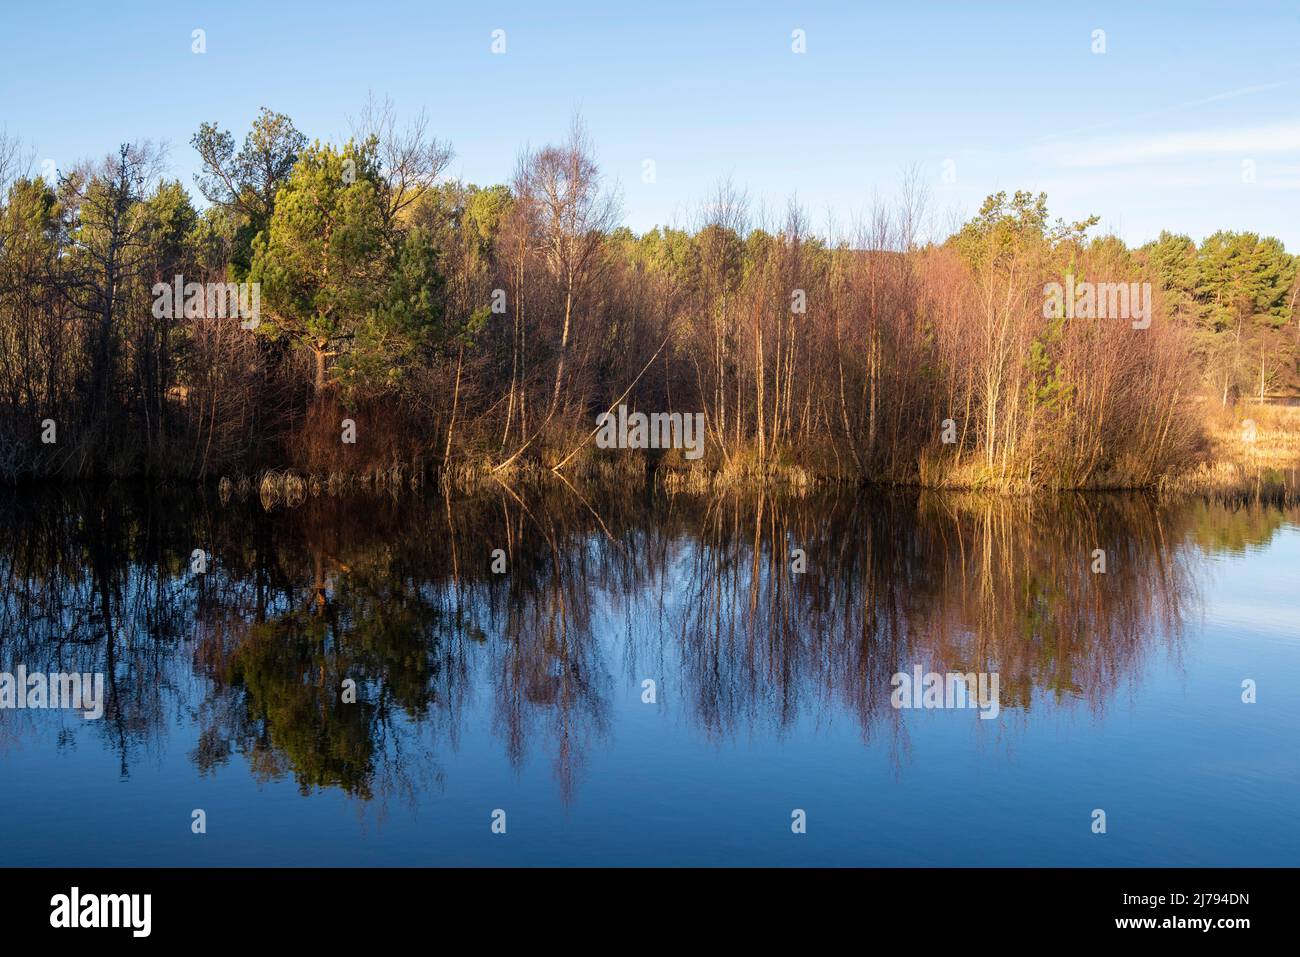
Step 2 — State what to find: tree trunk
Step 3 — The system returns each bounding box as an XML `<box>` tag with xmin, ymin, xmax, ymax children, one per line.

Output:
<box><xmin>314</xmin><ymin>342</ymin><xmax>328</xmax><ymax>394</ymax></box>
<box><xmin>549</xmin><ymin>287</ymin><xmax>573</xmax><ymax>420</ymax></box>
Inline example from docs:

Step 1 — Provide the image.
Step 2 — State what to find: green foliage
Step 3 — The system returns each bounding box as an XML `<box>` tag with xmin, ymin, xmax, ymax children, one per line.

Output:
<box><xmin>1196</xmin><ymin>231</ymin><xmax>1295</xmax><ymax>332</ymax></box>
<box><xmin>1027</xmin><ymin>314</ymin><xmax>1074</xmax><ymax>414</ymax></box>
<box><xmin>342</xmin><ymin>227</ymin><xmax>449</xmax><ymax>392</ymax></box>
<box><xmin>1140</xmin><ymin>231</ymin><xmax>1201</xmax><ymax>324</ymax></box>
<box><xmin>191</xmin><ymin>107</ymin><xmax>306</xmax><ymax>270</ymax></box>
<box><xmin>140</xmin><ymin>180</ymin><xmax>199</xmax><ymax>275</ymax></box>
<box><xmin>191</xmin><ymin>107</ymin><xmax>302</xmax><ymax>221</ymax></box>
<box><xmin>463</xmin><ymin>184</ymin><xmax>512</xmax><ymax>249</ymax></box>
<box><xmin>249</xmin><ymin>139</ymin><xmax>387</xmax><ymax>361</ymax></box>
<box><xmin>0</xmin><ymin>177</ymin><xmax>59</xmax><ymax>265</ymax></box>
<box><xmin>740</xmin><ymin>228</ymin><xmax>772</xmax><ymax>273</ymax></box>
<box><xmin>410</xmin><ymin>182</ymin><xmax>511</xmax><ymax>262</ymax></box>
<box><xmin>952</xmin><ymin>191</ymin><xmax>1098</xmax><ymax>272</ymax></box>
<box><xmin>1144</xmin><ymin>230</ymin><xmax>1300</xmax><ymax>398</ymax></box>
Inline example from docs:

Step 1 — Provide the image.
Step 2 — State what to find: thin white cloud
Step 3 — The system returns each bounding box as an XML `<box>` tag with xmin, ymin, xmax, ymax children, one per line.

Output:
<box><xmin>1031</xmin><ymin>121</ymin><xmax>1300</xmax><ymax>168</ymax></box>
<box><xmin>1177</xmin><ymin>82</ymin><xmax>1287</xmax><ymax>108</ymax></box>
<box><xmin>1032</xmin><ymin>82</ymin><xmax>1289</xmax><ymax>144</ymax></box>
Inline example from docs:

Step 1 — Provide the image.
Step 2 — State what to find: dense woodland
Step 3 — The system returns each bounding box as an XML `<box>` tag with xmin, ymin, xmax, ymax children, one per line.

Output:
<box><xmin>0</xmin><ymin>105</ymin><xmax>1296</xmax><ymax>489</ymax></box>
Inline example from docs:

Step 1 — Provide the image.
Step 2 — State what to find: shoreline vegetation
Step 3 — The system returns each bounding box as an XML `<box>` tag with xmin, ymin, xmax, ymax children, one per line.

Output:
<box><xmin>1</xmin><ymin>107</ymin><xmax>1298</xmax><ymax>496</ymax></box>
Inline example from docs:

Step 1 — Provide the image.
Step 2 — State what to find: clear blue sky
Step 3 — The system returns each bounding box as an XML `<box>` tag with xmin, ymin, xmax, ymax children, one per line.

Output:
<box><xmin>2</xmin><ymin>0</ymin><xmax>1298</xmax><ymax>248</ymax></box>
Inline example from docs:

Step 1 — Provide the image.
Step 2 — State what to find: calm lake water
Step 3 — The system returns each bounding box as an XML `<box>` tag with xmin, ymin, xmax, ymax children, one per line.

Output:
<box><xmin>1</xmin><ymin>481</ymin><xmax>1296</xmax><ymax>866</ymax></box>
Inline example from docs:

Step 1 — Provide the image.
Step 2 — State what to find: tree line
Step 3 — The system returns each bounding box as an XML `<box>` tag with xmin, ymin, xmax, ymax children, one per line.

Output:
<box><xmin>0</xmin><ymin>104</ymin><xmax>1296</xmax><ymax>488</ymax></box>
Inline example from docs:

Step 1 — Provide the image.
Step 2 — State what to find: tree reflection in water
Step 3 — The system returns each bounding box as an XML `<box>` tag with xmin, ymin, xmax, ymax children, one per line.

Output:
<box><xmin>3</xmin><ymin>480</ymin><xmax>1290</xmax><ymax>806</ymax></box>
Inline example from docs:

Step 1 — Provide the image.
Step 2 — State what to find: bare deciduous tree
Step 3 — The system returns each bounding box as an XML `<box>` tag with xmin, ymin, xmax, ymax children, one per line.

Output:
<box><xmin>515</xmin><ymin>117</ymin><xmax>620</xmax><ymax>426</ymax></box>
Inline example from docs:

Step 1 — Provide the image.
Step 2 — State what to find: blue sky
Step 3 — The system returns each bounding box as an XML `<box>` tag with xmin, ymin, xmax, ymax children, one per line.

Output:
<box><xmin>2</xmin><ymin>0</ymin><xmax>1298</xmax><ymax>247</ymax></box>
